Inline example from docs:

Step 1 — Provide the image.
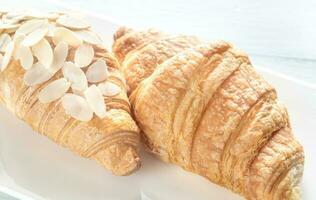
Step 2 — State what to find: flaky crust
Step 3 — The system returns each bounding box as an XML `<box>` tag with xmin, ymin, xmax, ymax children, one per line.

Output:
<box><xmin>113</xmin><ymin>27</ymin><xmax>304</xmax><ymax>199</ymax></box>
<box><xmin>0</xmin><ymin>46</ymin><xmax>140</xmax><ymax>176</ymax></box>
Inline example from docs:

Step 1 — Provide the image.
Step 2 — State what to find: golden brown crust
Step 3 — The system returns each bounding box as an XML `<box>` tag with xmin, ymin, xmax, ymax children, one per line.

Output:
<box><xmin>121</xmin><ymin>35</ymin><xmax>201</xmax><ymax>92</ymax></box>
<box><xmin>112</xmin><ymin>27</ymin><xmax>167</xmax><ymax>64</ymax></box>
<box><xmin>0</xmin><ymin>47</ymin><xmax>140</xmax><ymax>176</ymax></box>
<box><xmin>113</xmin><ymin>27</ymin><xmax>305</xmax><ymax>198</ymax></box>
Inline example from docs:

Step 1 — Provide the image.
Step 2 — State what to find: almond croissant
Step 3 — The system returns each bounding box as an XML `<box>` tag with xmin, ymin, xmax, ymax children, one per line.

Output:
<box><xmin>0</xmin><ymin>12</ymin><xmax>140</xmax><ymax>176</ymax></box>
<box><xmin>113</xmin><ymin>27</ymin><xmax>305</xmax><ymax>199</ymax></box>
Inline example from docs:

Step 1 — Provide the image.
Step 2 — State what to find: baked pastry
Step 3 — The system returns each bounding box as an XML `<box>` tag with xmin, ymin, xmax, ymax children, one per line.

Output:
<box><xmin>113</xmin><ymin>27</ymin><xmax>305</xmax><ymax>199</ymax></box>
<box><xmin>0</xmin><ymin>11</ymin><xmax>140</xmax><ymax>175</ymax></box>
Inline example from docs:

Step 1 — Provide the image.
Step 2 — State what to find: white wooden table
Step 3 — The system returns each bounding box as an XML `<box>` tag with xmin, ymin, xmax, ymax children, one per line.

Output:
<box><xmin>1</xmin><ymin>0</ymin><xmax>315</xmax><ymax>199</ymax></box>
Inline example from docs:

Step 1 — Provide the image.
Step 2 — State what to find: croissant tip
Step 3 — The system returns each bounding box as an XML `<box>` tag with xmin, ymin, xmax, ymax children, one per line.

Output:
<box><xmin>93</xmin><ymin>143</ymin><xmax>141</xmax><ymax>176</ymax></box>
<box><xmin>112</xmin><ymin>152</ymin><xmax>141</xmax><ymax>176</ymax></box>
<box><xmin>118</xmin><ymin>156</ymin><xmax>141</xmax><ymax>176</ymax></box>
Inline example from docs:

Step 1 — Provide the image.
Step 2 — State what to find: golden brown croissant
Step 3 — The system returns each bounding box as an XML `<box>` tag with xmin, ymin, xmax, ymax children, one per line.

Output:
<box><xmin>113</xmin><ymin>27</ymin><xmax>305</xmax><ymax>199</ymax></box>
<box><xmin>0</xmin><ymin>11</ymin><xmax>140</xmax><ymax>176</ymax></box>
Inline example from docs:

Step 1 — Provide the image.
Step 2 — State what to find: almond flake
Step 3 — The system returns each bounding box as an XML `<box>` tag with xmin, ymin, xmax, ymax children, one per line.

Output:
<box><xmin>62</xmin><ymin>61</ymin><xmax>87</xmax><ymax>91</ymax></box>
<box><xmin>0</xmin><ymin>23</ymin><xmax>19</xmax><ymax>30</ymax></box>
<box><xmin>74</xmin><ymin>44</ymin><xmax>94</xmax><ymax>68</ymax></box>
<box><xmin>15</xmin><ymin>19</ymin><xmax>47</xmax><ymax>36</ymax></box>
<box><xmin>8</xmin><ymin>15</ymin><xmax>26</xmax><ymax>23</ymax></box>
<box><xmin>58</xmin><ymin>11</ymin><xmax>85</xmax><ymax>19</ymax></box>
<box><xmin>53</xmin><ymin>27</ymin><xmax>82</xmax><ymax>47</ymax></box>
<box><xmin>86</xmin><ymin>59</ymin><xmax>108</xmax><ymax>83</ymax></box>
<box><xmin>51</xmin><ymin>41</ymin><xmax>68</xmax><ymax>72</ymax></box>
<box><xmin>4</xmin><ymin>11</ymin><xmax>24</xmax><ymax>19</ymax></box>
<box><xmin>13</xmin><ymin>34</ymin><xmax>25</xmax><ymax>59</ymax></box>
<box><xmin>84</xmin><ymin>85</ymin><xmax>106</xmax><ymax>118</ymax></box>
<box><xmin>21</xmin><ymin>25</ymin><xmax>48</xmax><ymax>46</ymax></box>
<box><xmin>61</xmin><ymin>93</ymin><xmax>93</xmax><ymax>121</ymax></box>
<box><xmin>24</xmin><ymin>11</ymin><xmax>59</xmax><ymax>20</ymax></box>
<box><xmin>1</xmin><ymin>40</ymin><xmax>15</xmax><ymax>71</ymax></box>
<box><xmin>16</xmin><ymin>45</ymin><xmax>33</xmax><ymax>70</ymax></box>
<box><xmin>75</xmin><ymin>30</ymin><xmax>102</xmax><ymax>45</ymax></box>
<box><xmin>38</xmin><ymin>78</ymin><xmax>71</xmax><ymax>103</ymax></box>
<box><xmin>32</xmin><ymin>38</ymin><xmax>53</xmax><ymax>68</ymax></box>
<box><xmin>57</xmin><ymin>15</ymin><xmax>90</xmax><ymax>30</ymax></box>
<box><xmin>98</xmin><ymin>81</ymin><xmax>121</xmax><ymax>96</ymax></box>
<box><xmin>0</xmin><ymin>33</ymin><xmax>11</xmax><ymax>53</ymax></box>
<box><xmin>23</xmin><ymin>61</ymin><xmax>54</xmax><ymax>86</ymax></box>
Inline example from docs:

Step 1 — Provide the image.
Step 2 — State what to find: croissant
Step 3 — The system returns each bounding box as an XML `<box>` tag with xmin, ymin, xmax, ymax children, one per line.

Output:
<box><xmin>113</xmin><ymin>27</ymin><xmax>305</xmax><ymax>199</ymax></box>
<box><xmin>0</xmin><ymin>11</ymin><xmax>140</xmax><ymax>176</ymax></box>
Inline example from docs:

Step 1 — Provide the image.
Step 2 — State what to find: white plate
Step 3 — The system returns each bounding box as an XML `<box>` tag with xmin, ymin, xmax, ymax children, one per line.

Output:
<box><xmin>0</xmin><ymin>13</ymin><xmax>315</xmax><ymax>200</ymax></box>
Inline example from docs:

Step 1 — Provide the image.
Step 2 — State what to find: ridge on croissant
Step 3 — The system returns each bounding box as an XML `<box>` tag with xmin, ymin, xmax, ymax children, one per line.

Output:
<box><xmin>112</xmin><ymin>26</ymin><xmax>304</xmax><ymax>199</ymax></box>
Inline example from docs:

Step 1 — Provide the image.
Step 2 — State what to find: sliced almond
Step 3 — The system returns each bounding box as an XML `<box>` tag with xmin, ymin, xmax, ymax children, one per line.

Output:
<box><xmin>98</xmin><ymin>81</ymin><xmax>121</xmax><ymax>97</ymax></box>
<box><xmin>15</xmin><ymin>19</ymin><xmax>47</xmax><ymax>36</ymax></box>
<box><xmin>86</xmin><ymin>59</ymin><xmax>108</xmax><ymax>83</ymax></box>
<box><xmin>84</xmin><ymin>84</ymin><xmax>106</xmax><ymax>118</ymax></box>
<box><xmin>62</xmin><ymin>61</ymin><xmax>87</xmax><ymax>91</ymax></box>
<box><xmin>32</xmin><ymin>38</ymin><xmax>53</xmax><ymax>68</ymax></box>
<box><xmin>74</xmin><ymin>44</ymin><xmax>94</xmax><ymax>68</ymax></box>
<box><xmin>8</xmin><ymin>14</ymin><xmax>26</xmax><ymax>23</ymax></box>
<box><xmin>3</xmin><ymin>18</ymin><xmax>21</xmax><ymax>24</ymax></box>
<box><xmin>38</xmin><ymin>78</ymin><xmax>71</xmax><ymax>103</ymax></box>
<box><xmin>13</xmin><ymin>34</ymin><xmax>25</xmax><ymax>59</ymax></box>
<box><xmin>53</xmin><ymin>27</ymin><xmax>82</xmax><ymax>47</ymax></box>
<box><xmin>0</xmin><ymin>23</ymin><xmax>20</xmax><ymax>30</ymax></box>
<box><xmin>75</xmin><ymin>30</ymin><xmax>102</xmax><ymax>45</ymax></box>
<box><xmin>16</xmin><ymin>45</ymin><xmax>33</xmax><ymax>70</ymax></box>
<box><xmin>24</xmin><ymin>10</ymin><xmax>59</xmax><ymax>20</ymax></box>
<box><xmin>51</xmin><ymin>41</ymin><xmax>68</xmax><ymax>72</ymax></box>
<box><xmin>58</xmin><ymin>11</ymin><xmax>85</xmax><ymax>20</ymax></box>
<box><xmin>0</xmin><ymin>33</ymin><xmax>11</xmax><ymax>53</ymax></box>
<box><xmin>61</xmin><ymin>93</ymin><xmax>93</xmax><ymax>121</ymax></box>
<box><xmin>23</xmin><ymin>61</ymin><xmax>54</xmax><ymax>86</ymax></box>
<box><xmin>57</xmin><ymin>15</ymin><xmax>90</xmax><ymax>30</ymax></box>
<box><xmin>21</xmin><ymin>25</ymin><xmax>48</xmax><ymax>46</ymax></box>
<box><xmin>4</xmin><ymin>11</ymin><xmax>24</xmax><ymax>19</ymax></box>
<box><xmin>1</xmin><ymin>40</ymin><xmax>15</xmax><ymax>71</ymax></box>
